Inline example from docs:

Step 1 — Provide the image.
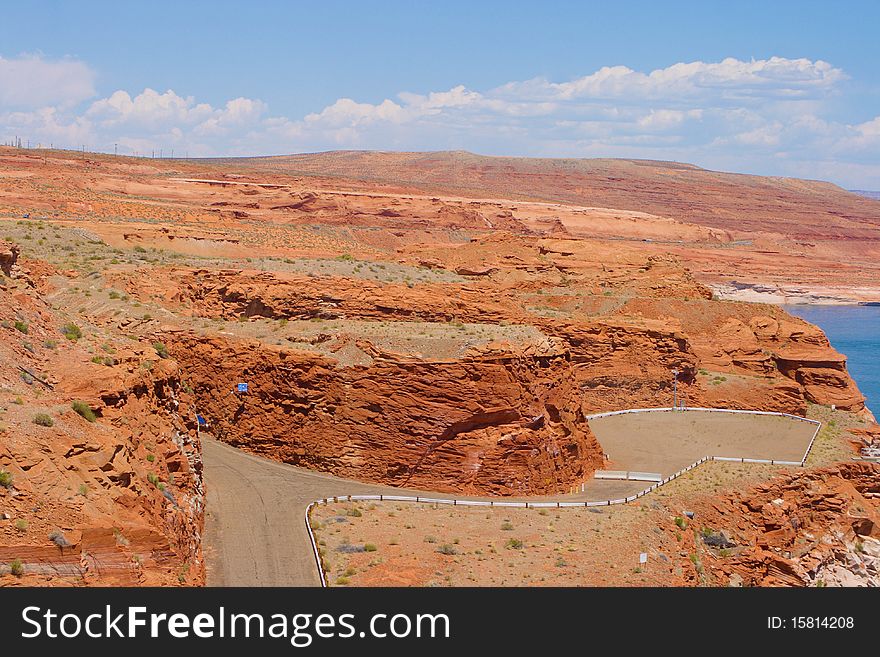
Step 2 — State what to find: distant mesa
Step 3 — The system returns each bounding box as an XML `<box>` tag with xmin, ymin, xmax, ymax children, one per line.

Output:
<box><xmin>850</xmin><ymin>190</ymin><xmax>880</xmax><ymax>201</ymax></box>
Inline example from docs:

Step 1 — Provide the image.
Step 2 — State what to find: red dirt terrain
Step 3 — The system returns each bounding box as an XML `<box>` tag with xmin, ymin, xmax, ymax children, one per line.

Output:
<box><xmin>0</xmin><ymin>146</ymin><xmax>877</xmax><ymax>586</ymax></box>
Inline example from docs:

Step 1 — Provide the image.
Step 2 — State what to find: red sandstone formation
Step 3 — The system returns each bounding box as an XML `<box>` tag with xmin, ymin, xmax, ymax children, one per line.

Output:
<box><xmin>686</xmin><ymin>463</ymin><xmax>880</xmax><ymax>586</ymax></box>
<box><xmin>1</xmin><ymin>146</ymin><xmax>878</xmax><ymax>587</ymax></box>
<box><xmin>166</xmin><ymin>332</ymin><xmax>601</xmax><ymax>495</ymax></box>
<box><xmin>0</xmin><ymin>245</ymin><xmax>203</xmax><ymax>586</ymax></box>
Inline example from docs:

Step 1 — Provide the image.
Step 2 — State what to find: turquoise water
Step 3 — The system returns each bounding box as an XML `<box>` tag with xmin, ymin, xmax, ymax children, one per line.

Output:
<box><xmin>784</xmin><ymin>305</ymin><xmax>879</xmax><ymax>413</ymax></box>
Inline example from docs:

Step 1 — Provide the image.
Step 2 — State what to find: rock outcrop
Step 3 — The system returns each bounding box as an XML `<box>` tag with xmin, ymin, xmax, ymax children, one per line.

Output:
<box><xmin>0</xmin><ymin>240</ymin><xmax>19</xmax><ymax>276</ymax></box>
<box><xmin>687</xmin><ymin>463</ymin><xmax>880</xmax><ymax>587</ymax></box>
<box><xmin>166</xmin><ymin>332</ymin><xmax>603</xmax><ymax>496</ymax></box>
<box><xmin>0</xmin><ymin>253</ymin><xmax>203</xmax><ymax>586</ymax></box>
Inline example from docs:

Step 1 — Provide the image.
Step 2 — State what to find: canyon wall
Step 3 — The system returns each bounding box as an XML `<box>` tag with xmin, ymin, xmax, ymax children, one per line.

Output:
<box><xmin>167</xmin><ymin>332</ymin><xmax>602</xmax><ymax>496</ymax></box>
<box><xmin>0</xmin><ymin>241</ymin><xmax>203</xmax><ymax>585</ymax></box>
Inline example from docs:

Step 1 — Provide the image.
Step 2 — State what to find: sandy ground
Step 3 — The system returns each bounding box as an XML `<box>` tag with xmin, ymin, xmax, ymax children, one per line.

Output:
<box><xmin>311</xmin><ymin>460</ymin><xmax>792</xmax><ymax>587</ymax></box>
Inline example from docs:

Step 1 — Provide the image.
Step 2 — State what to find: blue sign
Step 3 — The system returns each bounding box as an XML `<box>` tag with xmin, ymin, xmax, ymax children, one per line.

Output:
<box><xmin>197</xmin><ymin>415</ymin><xmax>207</xmax><ymax>426</ymax></box>
<box><xmin>236</xmin><ymin>383</ymin><xmax>249</xmax><ymax>393</ymax></box>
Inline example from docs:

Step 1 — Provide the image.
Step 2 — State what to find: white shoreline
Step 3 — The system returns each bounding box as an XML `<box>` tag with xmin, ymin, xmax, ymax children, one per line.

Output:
<box><xmin>710</xmin><ymin>283</ymin><xmax>880</xmax><ymax>306</ymax></box>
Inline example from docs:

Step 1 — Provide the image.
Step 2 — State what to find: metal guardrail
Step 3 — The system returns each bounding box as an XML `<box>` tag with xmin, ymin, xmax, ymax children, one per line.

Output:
<box><xmin>305</xmin><ymin>406</ymin><xmax>823</xmax><ymax>587</ymax></box>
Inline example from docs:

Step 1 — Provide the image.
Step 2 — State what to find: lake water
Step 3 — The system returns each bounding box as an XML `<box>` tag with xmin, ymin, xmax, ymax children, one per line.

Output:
<box><xmin>784</xmin><ymin>304</ymin><xmax>879</xmax><ymax>414</ymax></box>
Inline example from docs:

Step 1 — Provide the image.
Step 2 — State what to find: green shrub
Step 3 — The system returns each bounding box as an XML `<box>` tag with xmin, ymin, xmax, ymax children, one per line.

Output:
<box><xmin>9</xmin><ymin>558</ymin><xmax>24</xmax><ymax>577</ymax></box>
<box><xmin>15</xmin><ymin>519</ymin><xmax>28</xmax><ymax>532</ymax></box>
<box><xmin>0</xmin><ymin>470</ymin><xmax>13</xmax><ymax>488</ymax></box>
<box><xmin>674</xmin><ymin>516</ymin><xmax>687</xmax><ymax>529</ymax></box>
<box><xmin>505</xmin><ymin>538</ymin><xmax>524</xmax><ymax>550</ymax></box>
<box><xmin>61</xmin><ymin>322</ymin><xmax>82</xmax><ymax>341</ymax></box>
<box><xmin>501</xmin><ymin>521</ymin><xmax>514</xmax><ymax>531</ymax></box>
<box><xmin>345</xmin><ymin>507</ymin><xmax>362</xmax><ymax>518</ymax></box>
<box><xmin>436</xmin><ymin>544</ymin><xmax>458</xmax><ymax>555</ymax></box>
<box><xmin>33</xmin><ymin>413</ymin><xmax>54</xmax><ymax>427</ymax></box>
<box><xmin>13</xmin><ymin>320</ymin><xmax>28</xmax><ymax>334</ymax></box>
<box><xmin>152</xmin><ymin>341</ymin><xmax>169</xmax><ymax>358</ymax></box>
<box><xmin>133</xmin><ymin>245</ymin><xmax>147</xmax><ymax>253</ymax></box>
<box><xmin>147</xmin><ymin>473</ymin><xmax>160</xmax><ymax>487</ymax></box>
<box><xmin>146</xmin><ymin>453</ymin><xmax>155</xmax><ymax>463</ymax></box>
<box><xmin>71</xmin><ymin>400</ymin><xmax>96</xmax><ymax>422</ymax></box>
<box><xmin>363</xmin><ymin>543</ymin><xmax>377</xmax><ymax>552</ymax></box>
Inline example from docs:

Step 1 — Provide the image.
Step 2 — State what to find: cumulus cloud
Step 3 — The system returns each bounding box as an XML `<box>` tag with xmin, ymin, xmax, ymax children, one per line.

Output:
<box><xmin>0</xmin><ymin>54</ymin><xmax>96</xmax><ymax>109</ymax></box>
<box><xmin>87</xmin><ymin>89</ymin><xmax>214</xmax><ymax>128</ymax></box>
<box><xmin>2</xmin><ymin>54</ymin><xmax>879</xmax><ymax>186</ymax></box>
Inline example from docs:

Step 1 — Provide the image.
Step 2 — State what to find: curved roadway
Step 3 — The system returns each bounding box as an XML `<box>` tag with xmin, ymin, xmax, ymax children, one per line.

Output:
<box><xmin>202</xmin><ymin>409</ymin><xmax>817</xmax><ymax>587</ymax></box>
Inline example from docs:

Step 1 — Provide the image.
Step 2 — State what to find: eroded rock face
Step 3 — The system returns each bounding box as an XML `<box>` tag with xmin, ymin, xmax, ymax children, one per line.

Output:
<box><xmin>167</xmin><ymin>332</ymin><xmax>603</xmax><ymax>496</ymax></box>
<box><xmin>0</xmin><ymin>266</ymin><xmax>203</xmax><ymax>586</ymax></box>
<box><xmin>689</xmin><ymin>463</ymin><xmax>880</xmax><ymax>587</ymax></box>
<box><xmin>0</xmin><ymin>240</ymin><xmax>20</xmax><ymax>276</ymax></box>
<box><xmin>103</xmin><ymin>237</ymin><xmax>870</xmax><ymax>499</ymax></box>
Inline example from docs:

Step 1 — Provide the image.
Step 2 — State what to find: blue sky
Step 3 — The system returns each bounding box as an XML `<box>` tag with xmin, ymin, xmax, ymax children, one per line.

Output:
<box><xmin>2</xmin><ymin>1</ymin><xmax>879</xmax><ymax>187</ymax></box>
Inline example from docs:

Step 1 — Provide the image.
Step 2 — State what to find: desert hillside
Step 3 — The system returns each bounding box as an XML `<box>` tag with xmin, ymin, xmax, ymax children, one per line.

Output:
<box><xmin>0</xmin><ymin>146</ymin><xmax>877</xmax><ymax>587</ymax></box>
<box><xmin>203</xmin><ymin>150</ymin><xmax>880</xmax><ymax>303</ymax></box>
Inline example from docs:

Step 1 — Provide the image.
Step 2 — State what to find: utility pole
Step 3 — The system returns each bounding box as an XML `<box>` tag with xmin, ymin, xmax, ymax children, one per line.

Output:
<box><xmin>114</xmin><ymin>143</ymin><xmax>118</xmax><ymax>156</ymax></box>
<box><xmin>671</xmin><ymin>369</ymin><xmax>679</xmax><ymax>410</ymax></box>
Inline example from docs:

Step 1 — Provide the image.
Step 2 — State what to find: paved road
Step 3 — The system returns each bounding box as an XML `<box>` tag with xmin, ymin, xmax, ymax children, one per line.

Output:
<box><xmin>590</xmin><ymin>410</ymin><xmax>816</xmax><ymax>476</ymax></box>
<box><xmin>201</xmin><ymin>437</ymin><xmax>639</xmax><ymax>587</ymax></box>
<box><xmin>202</xmin><ymin>410</ymin><xmax>816</xmax><ymax>587</ymax></box>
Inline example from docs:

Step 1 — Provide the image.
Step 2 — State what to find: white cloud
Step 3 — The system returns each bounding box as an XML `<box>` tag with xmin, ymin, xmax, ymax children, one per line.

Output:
<box><xmin>637</xmin><ymin>109</ymin><xmax>703</xmax><ymax>131</ymax></box>
<box><xmin>3</xmin><ymin>54</ymin><xmax>879</xmax><ymax>187</ymax></box>
<box><xmin>304</xmin><ymin>97</ymin><xmax>409</xmax><ymax>127</ymax></box>
<box><xmin>86</xmin><ymin>89</ymin><xmax>215</xmax><ymax>128</ymax></box>
<box><xmin>0</xmin><ymin>54</ymin><xmax>96</xmax><ymax>109</ymax></box>
<box><xmin>499</xmin><ymin>57</ymin><xmax>844</xmax><ymax>103</ymax></box>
